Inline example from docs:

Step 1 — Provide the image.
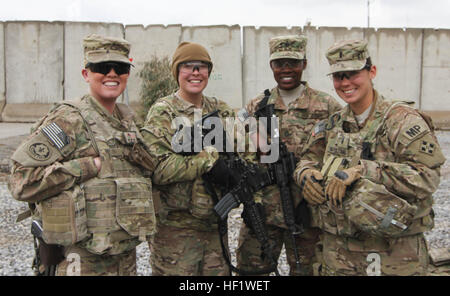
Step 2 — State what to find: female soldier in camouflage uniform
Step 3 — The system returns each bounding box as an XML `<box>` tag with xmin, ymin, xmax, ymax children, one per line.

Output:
<box><xmin>8</xmin><ymin>34</ymin><xmax>157</xmax><ymax>276</ymax></box>
<box><xmin>294</xmin><ymin>39</ymin><xmax>446</xmax><ymax>275</ymax></box>
<box><xmin>140</xmin><ymin>42</ymin><xmax>234</xmax><ymax>275</ymax></box>
<box><xmin>236</xmin><ymin>35</ymin><xmax>342</xmax><ymax>275</ymax></box>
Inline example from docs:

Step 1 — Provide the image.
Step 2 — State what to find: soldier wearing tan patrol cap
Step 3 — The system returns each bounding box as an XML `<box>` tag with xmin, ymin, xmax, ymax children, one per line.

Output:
<box><xmin>8</xmin><ymin>34</ymin><xmax>157</xmax><ymax>276</ymax></box>
<box><xmin>294</xmin><ymin>39</ymin><xmax>446</xmax><ymax>275</ymax></box>
<box><xmin>236</xmin><ymin>35</ymin><xmax>342</xmax><ymax>275</ymax></box>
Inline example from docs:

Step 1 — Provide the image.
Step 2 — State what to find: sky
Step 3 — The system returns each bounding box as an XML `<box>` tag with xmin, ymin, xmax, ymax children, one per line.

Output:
<box><xmin>0</xmin><ymin>0</ymin><xmax>449</xmax><ymax>29</ymax></box>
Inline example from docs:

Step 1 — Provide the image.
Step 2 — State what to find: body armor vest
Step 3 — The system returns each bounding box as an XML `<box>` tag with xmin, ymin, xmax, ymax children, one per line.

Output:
<box><xmin>40</xmin><ymin>97</ymin><xmax>155</xmax><ymax>255</ymax></box>
<box><xmin>315</xmin><ymin>100</ymin><xmax>434</xmax><ymax>238</ymax></box>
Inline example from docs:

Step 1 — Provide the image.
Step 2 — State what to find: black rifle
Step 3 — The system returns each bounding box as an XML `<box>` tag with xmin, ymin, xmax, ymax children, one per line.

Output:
<box><xmin>253</xmin><ymin>89</ymin><xmax>305</xmax><ymax>273</ymax></box>
<box><xmin>172</xmin><ymin>110</ymin><xmax>280</xmax><ymax>275</ymax></box>
<box><xmin>31</xmin><ymin>220</ymin><xmax>64</xmax><ymax>276</ymax></box>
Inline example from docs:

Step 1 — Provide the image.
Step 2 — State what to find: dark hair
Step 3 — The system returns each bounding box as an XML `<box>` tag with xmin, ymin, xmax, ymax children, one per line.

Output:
<box><xmin>364</xmin><ymin>57</ymin><xmax>373</xmax><ymax>70</ymax></box>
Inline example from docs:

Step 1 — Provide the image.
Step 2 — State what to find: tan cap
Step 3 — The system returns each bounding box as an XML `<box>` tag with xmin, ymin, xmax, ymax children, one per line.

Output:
<box><xmin>83</xmin><ymin>34</ymin><xmax>132</xmax><ymax>66</ymax></box>
<box><xmin>325</xmin><ymin>39</ymin><xmax>370</xmax><ymax>74</ymax></box>
<box><xmin>171</xmin><ymin>42</ymin><xmax>213</xmax><ymax>81</ymax></box>
<box><xmin>269</xmin><ymin>35</ymin><xmax>307</xmax><ymax>62</ymax></box>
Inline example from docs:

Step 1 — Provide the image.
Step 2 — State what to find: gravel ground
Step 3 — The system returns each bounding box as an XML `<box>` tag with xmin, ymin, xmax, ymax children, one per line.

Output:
<box><xmin>0</xmin><ymin>131</ymin><xmax>449</xmax><ymax>276</ymax></box>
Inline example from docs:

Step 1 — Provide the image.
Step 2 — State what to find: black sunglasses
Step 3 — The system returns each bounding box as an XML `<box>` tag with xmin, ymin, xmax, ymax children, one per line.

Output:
<box><xmin>332</xmin><ymin>64</ymin><xmax>372</xmax><ymax>81</ymax></box>
<box><xmin>86</xmin><ymin>62</ymin><xmax>131</xmax><ymax>75</ymax></box>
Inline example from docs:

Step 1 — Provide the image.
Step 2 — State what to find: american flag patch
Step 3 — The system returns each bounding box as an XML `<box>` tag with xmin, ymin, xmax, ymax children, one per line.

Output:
<box><xmin>41</xmin><ymin>122</ymin><xmax>70</xmax><ymax>150</ymax></box>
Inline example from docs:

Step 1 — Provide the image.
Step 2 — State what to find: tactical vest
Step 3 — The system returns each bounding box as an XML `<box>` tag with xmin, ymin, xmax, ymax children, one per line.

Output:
<box><xmin>315</xmin><ymin>100</ymin><xmax>434</xmax><ymax>239</ymax></box>
<box><xmin>150</xmin><ymin>95</ymin><xmax>225</xmax><ymax>225</ymax></box>
<box><xmin>40</xmin><ymin>97</ymin><xmax>156</xmax><ymax>255</ymax></box>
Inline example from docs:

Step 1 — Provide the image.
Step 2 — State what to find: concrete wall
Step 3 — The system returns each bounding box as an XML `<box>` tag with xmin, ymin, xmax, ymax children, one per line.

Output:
<box><xmin>0</xmin><ymin>23</ymin><xmax>5</xmax><ymax>119</ymax></box>
<box><xmin>64</xmin><ymin>22</ymin><xmax>124</xmax><ymax>100</ymax></box>
<box><xmin>2</xmin><ymin>22</ymin><xmax>64</xmax><ymax>121</ymax></box>
<box><xmin>0</xmin><ymin>21</ymin><xmax>449</xmax><ymax>127</ymax></box>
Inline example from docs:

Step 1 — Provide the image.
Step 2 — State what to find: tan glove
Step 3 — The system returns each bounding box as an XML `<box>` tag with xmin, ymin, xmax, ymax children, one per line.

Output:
<box><xmin>325</xmin><ymin>165</ymin><xmax>362</xmax><ymax>207</ymax></box>
<box><xmin>296</xmin><ymin>169</ymin><xmax>326</xmax><ymax>205</ymax></box>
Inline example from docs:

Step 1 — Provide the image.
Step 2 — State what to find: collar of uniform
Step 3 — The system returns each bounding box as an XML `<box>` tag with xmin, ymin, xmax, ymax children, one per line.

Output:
<box><xmin>269</xmin><ymin>87</ymin><xmax>287</xmax><ymax>111</ymax></box>
<box><xmin>86</xmin><ymin>95</ymin><xmax>123</xmax><ymax>127</ymax></box>
<box><xmin>173</xmin><ymin>90</ymin><xmax>209</xmax><ymax>115</ymax></box>
<box><xmin>341</xmin><ymin>89</ymin><xmax>383</xmax><ymax>130</ymax></box>
<box><xmin>286</xmin><ymin>81</ymin><xmax>309</xmax><ymax>110</ymax></box>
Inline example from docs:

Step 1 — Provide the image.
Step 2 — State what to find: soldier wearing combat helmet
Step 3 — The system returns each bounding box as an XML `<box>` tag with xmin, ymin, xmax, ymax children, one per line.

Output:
<box><xmin>294</xmin><ymin>39</ymin><xmax>446</xmax><ymax>275</ymax></box>
<box><xmin>8</xmin><ymin>34</ymin><xmax>157</xmax><ymax>276</ymax></box>
<box><xmin>236</xmin><ymin>35</ymin><xmax>342</xmax><ymax>275</ymax></box>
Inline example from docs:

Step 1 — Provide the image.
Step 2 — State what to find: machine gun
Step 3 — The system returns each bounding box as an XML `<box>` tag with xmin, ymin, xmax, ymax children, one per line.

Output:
<box><xmin>172</xmin><ymin>110</ymin><xmax>280</xmax><ymax>275</ymax></box>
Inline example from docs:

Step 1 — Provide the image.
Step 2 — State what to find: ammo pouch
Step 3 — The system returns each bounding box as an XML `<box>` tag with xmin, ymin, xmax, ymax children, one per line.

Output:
<box><xmin>189</xmin><ymin>178</ymin><xmax>215</xmax><ymax>220</ymax></box>
<box><xmin>41</xmin><ymin>185</ymin><xmax>88</xmax><ymax>246</ymax></box>
<box><xmin>114</xmin><ymin>177</ymin><xmax>156</xmax><ymax>240</ymax></box>
<box><xmin>344</xmin><ymin>179</ymin><xmax>418</xmax><ymax>238</ymax></box>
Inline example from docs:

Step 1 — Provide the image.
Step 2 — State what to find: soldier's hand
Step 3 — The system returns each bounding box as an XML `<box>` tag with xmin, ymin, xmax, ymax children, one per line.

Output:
<box><xmin>204</xmin><ymin>158</ymin><xmax>237</xmax><ymax>187</ymax></box>
<box><xmin>297</xmin><ymin>169</ymin><xmax>326</xmax><ymax>205</ymax></box>
<box><xmin>325</xmin><ymin>165</ymin><xmax>362</xmax><ymax>207</ymax></box>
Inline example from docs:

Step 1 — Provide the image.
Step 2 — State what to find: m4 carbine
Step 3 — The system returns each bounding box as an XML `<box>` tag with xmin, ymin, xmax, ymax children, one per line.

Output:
<box><xmin>253</xmin><ymin>89</ymin><xmax>305</xmax><ymax>273</ymax></box>
<box><xmin>172</xmin><ymin>110</ymin><xmax>280</xmax><ymax>275</ymax></box>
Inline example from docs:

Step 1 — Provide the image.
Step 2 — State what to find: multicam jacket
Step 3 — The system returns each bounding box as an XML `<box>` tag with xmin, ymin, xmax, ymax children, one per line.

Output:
<box><xmin>141</xmin><ymin>93</ymin><xmax>234</xmax><ymax>232</ymax></box>
<box><xmin>296</xmin><ymin>90</ymin><xmax>446</xmax><ymax>238</ymax></box>
<box><xmin>9</xmin><ymin>95</ymin><xmax>157</xmax><ymax>255</ymax></box>
<box><xmin>246</xmin><ymin>82</ymin><xmax>342</xmax><ymax>228</ymax></box>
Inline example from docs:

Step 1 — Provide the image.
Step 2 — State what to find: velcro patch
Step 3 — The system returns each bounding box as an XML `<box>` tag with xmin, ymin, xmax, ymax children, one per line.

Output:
<box><xmin>123</xmin><ymin>132</ymin><xmax>137</xmax><ymax>145</ymax></box>
<box><xmin>312</xmin><ymin>120</ymin><xmax>327</xmax><ymax>137</ymax></box>
<box><xmin>420</xmin><ymin>140</ymin><xmax>436</xmax><ymax>155</ymax></box>
<box><xmin>41</xmin><ymin>122</ymin><xmax>70</xmax><ymax>150</ymax></box>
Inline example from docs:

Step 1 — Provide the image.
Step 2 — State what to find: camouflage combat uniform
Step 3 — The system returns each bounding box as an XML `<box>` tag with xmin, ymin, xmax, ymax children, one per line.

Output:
<box><xmin>294</xmin><ymin>40</ymin><xmax>446</xmax><ymax>276</ymax></box>
<box><xmin>141</xmin><ymin>93</ymin><xmax>233</xmax><ymax>276</ymax></box>
<box><xmin>9</xmin><ymin>95</ymin><xmax>157</xmax><ymax>275</ymax></box>
<box><xmin>236</xmin><ymin>35</ymin><xmax>342</xmax><ymax>276</ymax></box>
<box><xmin>8</xmin><ymin>35</ymin><xmax>157</xmax><ymax>276</ymax></box>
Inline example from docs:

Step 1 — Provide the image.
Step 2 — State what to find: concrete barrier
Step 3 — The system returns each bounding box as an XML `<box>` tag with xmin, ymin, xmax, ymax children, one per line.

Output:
<box><xmin>125</xmin><ymin>24</ymin><xmax>182</xmax><ymax>110</ymax></box>
<box><xmin>181</xmin><ymin>25</ymin><xmax>243</xmax><ymax>108</ymax></box>
<box><xmin>0</xmin><ymin>21</ymin><xmax>448</xmax><ymax>128</ymax></box>
<box><xmin>64</xmin><ymin>22</ymin><xmax>125</xmax><ymax>101</ymax></box>
<box><xmin>2</xmin><ymin>21</ymin><xmax>64</xmax><ymax>122</ymax></box>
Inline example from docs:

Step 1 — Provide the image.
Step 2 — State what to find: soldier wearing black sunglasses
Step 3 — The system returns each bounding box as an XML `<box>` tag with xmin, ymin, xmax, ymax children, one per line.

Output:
<box><xmin>9</xmin><ymin>34</ymin><xmax>158</xmax><ymax>276</ymax></box>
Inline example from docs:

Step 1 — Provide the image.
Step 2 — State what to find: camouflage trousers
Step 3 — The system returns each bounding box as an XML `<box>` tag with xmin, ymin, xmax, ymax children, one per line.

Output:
<box><xmin>56</xmin><ymin>245</ymin><xmax>137</xmax><ymax>276</ymax></box>
<box><xmin>236</xmin><ymin>223</ymin><xmax>321</xmax><ymax>275</ymax></box>
<box><xmin>318</xmin><ymin>232</ymin><xmax>429</xmax><ymax>276</ymax></box>
<box><xmin>149</xmin><ymin>224</ymin><xmax>230</xmax><ymax>276</ymax></box>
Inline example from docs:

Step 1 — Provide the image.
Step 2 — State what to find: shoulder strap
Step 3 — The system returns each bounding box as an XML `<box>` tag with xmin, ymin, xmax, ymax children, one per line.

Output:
<box><xmin>59</xmin><ymin>99</ymin><xmax>99</xmax><ymax>155</ymax></box>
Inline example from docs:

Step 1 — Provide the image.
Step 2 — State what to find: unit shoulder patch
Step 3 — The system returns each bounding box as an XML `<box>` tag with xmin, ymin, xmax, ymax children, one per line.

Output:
<box><xmin>28</xmin><ymin>142</ymin><xmax>52</xmax><ymax>161</ymax></box>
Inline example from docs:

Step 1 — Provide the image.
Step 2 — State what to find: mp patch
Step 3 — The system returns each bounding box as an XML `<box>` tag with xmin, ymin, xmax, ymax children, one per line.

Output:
<box><xmin>28</xmin><ymin>142</ymin><xmax>51</xmax><ymax>161</ymax></box>
<box><xmin>402</xmin><ymin>121</ymin><xmax>428</xmax><ymax>141</ymax></box>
